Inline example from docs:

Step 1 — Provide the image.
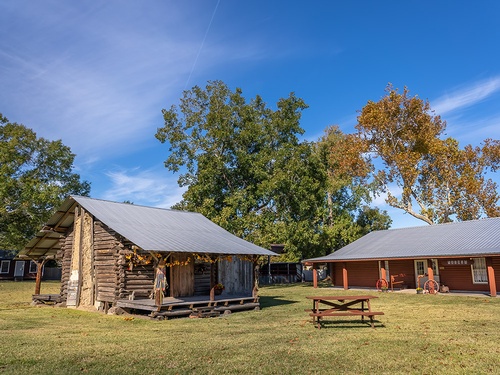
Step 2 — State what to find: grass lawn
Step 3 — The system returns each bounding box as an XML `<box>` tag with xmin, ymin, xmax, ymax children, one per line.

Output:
<box><xmin>0</xmin><ymin>281</ymin><xmax>499</xmax><ymax>374</ymax></box>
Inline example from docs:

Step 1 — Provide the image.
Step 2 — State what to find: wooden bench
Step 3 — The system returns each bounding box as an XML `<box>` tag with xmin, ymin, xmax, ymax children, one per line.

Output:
<box><xmin>309</xmin><ymin>310</ymin><xmax>384</xmax><ymax>329</ymax></box>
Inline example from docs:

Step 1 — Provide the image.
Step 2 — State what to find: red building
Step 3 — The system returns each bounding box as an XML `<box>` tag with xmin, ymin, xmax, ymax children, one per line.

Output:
<box><xmin>305</xmin><ymin>218</ymin><xmax>500</xmax><ymax>297</ymax></box>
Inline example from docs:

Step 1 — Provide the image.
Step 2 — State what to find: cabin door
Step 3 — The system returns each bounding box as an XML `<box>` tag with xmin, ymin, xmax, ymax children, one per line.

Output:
<box><xmin>414</xmin><ymin>259</ymin><xmax>440</xmax><ymax>288</ymax></box>
<box><xmin>14</xmin><ymin>261</ymin><xmax>25</xmax><ymax>278</ymax></box>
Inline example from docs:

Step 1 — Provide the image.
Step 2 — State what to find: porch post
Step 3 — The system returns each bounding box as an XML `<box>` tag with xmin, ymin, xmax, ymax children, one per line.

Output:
<box><xmin>209</xmin><ymin>259</ymin><xmax>215</xmax><ymax>301</ymax></box>
<box><xmin>34</xmin><ymin>258</ymin><xmax>47</xmax><ymax>295</ymax></box>
<box><xmin>427</xmin><ymin>260</ymin><xmax>434</xmax><ymax>280</ymax></box>
<box><xmin>312</xmin><ymin>264</ymin><xmax>318</xmax><ymax>288</ymax></box>
<box><xmin>329</xmin><ymin>263</ymin><xmax>334</xmax><ymax>285</ymax></box>
<box><xmin>486</xmin><ymin>257</ymin><xmax>497</xmax><ymax>297</ymax></box>
<box><xmin>380</xmin><ymin>261</ymin><xmax>387</xmax><ymax>281</ymax></box>
<box><xmin>342</xmin><ymin>262</ymin><xmax>348</xmax><ymax>290</ymax></box>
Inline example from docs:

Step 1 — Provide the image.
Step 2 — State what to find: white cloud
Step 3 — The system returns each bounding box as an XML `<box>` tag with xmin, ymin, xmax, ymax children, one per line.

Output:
<box><xmin>433</xmin><ymin>76</ymin><xmax>500</xmax><ymax>116</ymax></box>
<box><xmin>102</xmin><ymin>168</ymin><xmax>185</xmax><ymax>209</ymax></box>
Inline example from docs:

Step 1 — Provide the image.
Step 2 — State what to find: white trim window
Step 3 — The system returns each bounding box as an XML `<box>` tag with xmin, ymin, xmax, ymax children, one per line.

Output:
<box><xmin>471</xmin><ymin>258</ymin><xmax>488</xmax><ymax>284</ymax></box>
<box><xmin>29</xmin><ymin>261</ymin><xmax>38</xmax><ymax>274</ymax></box>
<box><xmin>0</xmin><ymin>260</ymin><xmax>10</xmax><ymax>274</ymax></box>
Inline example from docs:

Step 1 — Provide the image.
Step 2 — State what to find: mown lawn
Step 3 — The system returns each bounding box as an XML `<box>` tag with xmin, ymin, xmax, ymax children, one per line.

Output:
<box><xmin>0</xmin><ymin>281</ymin><xmax>499</xmax><ymax>374</ymax></box>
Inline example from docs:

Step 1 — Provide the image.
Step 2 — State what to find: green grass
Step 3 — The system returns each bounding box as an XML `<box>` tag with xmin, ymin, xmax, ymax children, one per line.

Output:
<box><xmin>1</xmin><ymin>281</ymin><xmax>499</xmax><ymax>374</ymax></box>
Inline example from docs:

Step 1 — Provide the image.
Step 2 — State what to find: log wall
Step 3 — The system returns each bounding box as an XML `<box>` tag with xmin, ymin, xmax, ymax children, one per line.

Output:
<box><xmin>118</xmin><ymin>248</ymin><xmax>155</xmax><ymax>300</ymax></box>
<box><xmin>93</xmin><ymin>221</ymin><xmax>121</xmax><ymax>302</ymax></box>
<box><xmin>58</xmin><ymin>225</ymin><xmax>74</xmax><ymax>301</ymax></box>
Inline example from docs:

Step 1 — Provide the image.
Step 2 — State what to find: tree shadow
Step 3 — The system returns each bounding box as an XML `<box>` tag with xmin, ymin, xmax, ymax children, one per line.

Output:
<box><xmin>313</xmin><ymin>319</ymin><xmax>385</xmax><ymax>329</ymax></box>
<box><xmin>259</xmin><ymin>295</ymin><xmax>297</xmax><ymax>309</ymax></box>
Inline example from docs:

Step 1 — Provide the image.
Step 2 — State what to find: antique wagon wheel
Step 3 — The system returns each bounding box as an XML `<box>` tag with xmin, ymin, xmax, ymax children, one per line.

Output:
<box><xmin>423</xmin><ymin>279</ymin><xmax>439</xmax><ymax>294</ymax></box>
<box><xmin>375</xmin><ymin>278</ymin><xmax>388</xmax><ymax>291</ymax></box>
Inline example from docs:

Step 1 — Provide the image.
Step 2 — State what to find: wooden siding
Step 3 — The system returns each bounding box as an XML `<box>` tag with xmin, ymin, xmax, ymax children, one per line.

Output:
<box><xmin>333</xmin><ymin>261</ymin><xmax>379</xmax><ymax>288</ymax></box>
<box><xmin>218</xmin><ymin>257</ymin><xmax>253</xmax><ymax>295</ymax></box>
<box><xmin>439</xmin><ymin>260</ymin><xmax>489</xmax><ymax>292</ymax></box>
<box><xmin>387</xmin><ymin>259</ymin><xmax>416</xmax><ymax>288</ymax></box>
<box><xmin>171</xmin><ymin>253</ymin><xmax>194</xmax><ymax>297</ymax></box>
<box><xmin>0</xmin><ymin>258</ymin><xmax>38</xmax><ymax>280</ymax></box>
<box><xmin>494</xmin><ymin>258</ymin><xmax>500</xmax><ymax>289</ymax></box>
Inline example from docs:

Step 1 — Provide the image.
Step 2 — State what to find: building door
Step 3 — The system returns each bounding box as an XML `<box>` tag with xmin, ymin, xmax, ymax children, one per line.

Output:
<box><xmin>14</xmin><ymin>261</ymin><xmax>25</xmax><ymax>278</ymax></box>
<box><xmin>414</xmin><ymin>259</ymin><xmax>440</xmax><ymax>288</ymax></box>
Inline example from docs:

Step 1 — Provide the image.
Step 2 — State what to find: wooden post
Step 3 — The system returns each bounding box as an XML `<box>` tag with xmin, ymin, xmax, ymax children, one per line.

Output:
<box><xmin>329</xmin><ymin>263</ymin><xmax>334</xmax><ymax>285</ymax></box>
<box><xmin>34</xmin><ymin>258</ymin><xmax>47</xmax><ymax>295</ymax></box>
<box><xmin>380</xmin><ymin>262</ymin><xmax>387</xmax><ymax>281</ymax></box>
<box><xmin>209</xmin><ymin>260</ymin><xmax>215</xmax><ymax>301</ymax></box>
<box><xmin>427</xmin><ymin>260</ymin><xmax>434</xmax><ymax>281</ymax></box>
<box><xmin>312</xmin><ymin>264</ymin><xmax>318</xmax><ymax>288</ymax></box>
<box><xmin>342</xmin><ymin>262</ymin><xmax>348</xmax><ymax>290</ymax></box>
<box><xmin>252</xmin><ymin>256</ymin><xmax>259</xmax><ymax>297</ymax></box>
<box><xmin>486</xmin><ymin>257</ymin><xmax>497</xmax><ymax>297</ymax></box>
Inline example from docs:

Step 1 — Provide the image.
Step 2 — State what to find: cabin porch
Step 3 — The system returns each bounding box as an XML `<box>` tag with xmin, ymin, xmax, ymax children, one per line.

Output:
<box><xmin>116</xmin><ymin>294</ymin><xmax>260</xmax><ymax>319</ymax></box>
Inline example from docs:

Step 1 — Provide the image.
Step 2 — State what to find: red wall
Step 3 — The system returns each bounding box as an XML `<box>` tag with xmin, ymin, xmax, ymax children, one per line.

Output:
<box><xmin>387</xmin><ymin>260</ymin><xmax>416</xmax><ymax>288</ymax></box>
<box><xmin>333</xmin><ymin>261</ymin><xmax>379</xmax><ymax>288</ymax></box>
<box><xmin>330</xmin><ymin>257</ymin><xmax>500</xmax><ymax>293</ymax></box>
<box><xmin>439</xmin><ymin>261</ymin><xmax>490</xmax><ymax>292</ymax></box>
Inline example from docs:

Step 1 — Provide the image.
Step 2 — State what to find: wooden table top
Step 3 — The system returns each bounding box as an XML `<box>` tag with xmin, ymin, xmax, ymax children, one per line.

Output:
<box><xmin>306</xmin><ymin>295</ymin><xmax>378</xmax><ymax>301</ymax></box>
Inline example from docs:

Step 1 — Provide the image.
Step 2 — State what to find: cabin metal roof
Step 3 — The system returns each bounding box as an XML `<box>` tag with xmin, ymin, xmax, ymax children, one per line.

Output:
<box><xmin>306</xmin><ymin>217</ymin><xmax>500</xmax><ymax>263</ymax></box>
<box><xmin>20</xmin><ymin>196</ymin><xmax>276</xmax><ymax>259</ymax></box>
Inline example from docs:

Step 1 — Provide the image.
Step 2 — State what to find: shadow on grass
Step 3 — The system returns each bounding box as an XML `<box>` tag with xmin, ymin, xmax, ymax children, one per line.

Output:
<box><xmin>313</xmin><ymin>319</ymin><xmax>385</xmax><ymax>330</ymax></box>
<box><xmin>259</xmin><ymin>295</ymin><xmax>297</xmax><ymax>309</ymax></box>
<box><xmin>260</xmin><ymin>282</ymin><xmax>317</xmax><ymax>290</ymax></box>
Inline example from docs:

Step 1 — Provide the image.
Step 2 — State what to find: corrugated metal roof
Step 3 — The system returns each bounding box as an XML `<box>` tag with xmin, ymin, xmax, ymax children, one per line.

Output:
<box><xmin>306</xmin><ymin>217</ymin><xmax>500</xmax><ymax>262</ymax></box>
<box><xmin>20</xmin><ymin>196</ymin><xmax>276</xmax><ymax>259</ymax></box>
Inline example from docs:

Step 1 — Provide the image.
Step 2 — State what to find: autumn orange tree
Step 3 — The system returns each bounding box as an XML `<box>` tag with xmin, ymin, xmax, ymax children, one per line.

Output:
<box><xmin>315</xmin><ymin>126</ymin><xmax>391</xmax><ymax>248</ymax></box>
<box><xmin>356</xmin><ymin>84</ymin><xmax>500</xmax><ymax>225</ymax></box>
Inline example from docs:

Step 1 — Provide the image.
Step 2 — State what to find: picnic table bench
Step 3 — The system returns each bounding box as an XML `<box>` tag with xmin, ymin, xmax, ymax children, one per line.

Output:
<box><xmin>306</xmin><ymin>295</ymin><xmax>384</xmax><ymax>329</ymax></box>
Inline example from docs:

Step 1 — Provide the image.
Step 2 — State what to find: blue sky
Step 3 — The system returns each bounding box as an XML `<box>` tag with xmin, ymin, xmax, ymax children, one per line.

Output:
<box><xmin>1</xmin><ymin>1</ymin><xmax>500</xmax><ymax>229</ymax></box>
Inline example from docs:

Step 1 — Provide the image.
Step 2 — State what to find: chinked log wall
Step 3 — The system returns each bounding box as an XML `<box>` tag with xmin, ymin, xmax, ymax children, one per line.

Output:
<box><xmin>94</xmin><ymin>221</ymin><xmax>154</xmax><ymax>302</ymax></box>
<box><xmin>58</xmin><ymin>226</ymin><xmax>74</xmax><ymax>301</ymax></box>
<box><xmin>57</xmin><ymin>216</ymin><xmax>155</xmax><ymax>305</ymax></box>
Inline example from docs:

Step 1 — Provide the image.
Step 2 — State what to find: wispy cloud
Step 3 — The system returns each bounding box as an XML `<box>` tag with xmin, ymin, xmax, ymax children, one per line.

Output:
<box><xmin>102</xmin><ymin>168</ymin><xmax>185</xmax><ymax>209</ymax></box>
<box><xmin>0</xmin><ymin>1</ymin><xmax>269</xmax><ymax>161</ymax></box>
<box><xmin>433</xmin><ymin>76</ymin><xmax>500</xmax><ymax>116</ymax></box>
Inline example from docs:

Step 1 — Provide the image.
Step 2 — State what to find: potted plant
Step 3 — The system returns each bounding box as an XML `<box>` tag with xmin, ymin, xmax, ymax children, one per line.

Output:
<box><xmin>416</xmin><ymin>287</ymin><xmax>423</xmax><ymax>294</ymax></box>
<box><xmin>214</xmin><ymin>283</ymin><xmax>225</xmax><ymax>295</ymax></box>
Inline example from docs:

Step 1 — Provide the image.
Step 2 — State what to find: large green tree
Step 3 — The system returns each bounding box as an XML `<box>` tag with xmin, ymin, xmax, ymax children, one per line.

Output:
<box><xmin>356</xmin><ymin>85</ymin><xmax>500</xmax><ymax>224</ymax></box>
<box><xmin>156</xmin><ymin>81</ymin><xmax>390</xmax><ymax>259</ymax></box>
<box><xmin>0</xmin><ymin>114</ymin><xmax>91</xmax><ymax>252</ymax></box>
<box><xmin>156</xmin><ymin>81</ymin><xmax>326</xmax><ymax>259</ymax></box>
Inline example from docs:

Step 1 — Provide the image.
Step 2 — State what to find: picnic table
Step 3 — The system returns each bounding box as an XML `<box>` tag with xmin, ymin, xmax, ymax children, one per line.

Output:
<box><xmin>306</xmin><ymin>295</ymin><xmax>384</xmax><ymax>329</ymax></box>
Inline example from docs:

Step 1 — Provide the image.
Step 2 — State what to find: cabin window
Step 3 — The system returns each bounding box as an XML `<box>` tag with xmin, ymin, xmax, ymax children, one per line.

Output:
<box><xmin>471</xmin><ymin>258</ymin><xmax>488</xmax><ymax>284</ymax></box>
<box><xmin>415</xmin><ymin>261</ymin><xmax>426</xmax><ymax>276</ymax></box>
<box><xmin>0</xmin><ymin>260</ymin><xmax>10</xmax><ymax>274</ymax></box>
<box><xmin>29</xmin><ymin>261</ymin><xmax>38</xmax><ymax>274</ymax></box>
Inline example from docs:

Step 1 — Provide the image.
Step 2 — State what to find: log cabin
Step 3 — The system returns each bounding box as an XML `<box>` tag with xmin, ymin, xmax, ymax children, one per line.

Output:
<box><xmin>18</xmin><ymin>196</ymin><xmax>276</xmax><ymax>316</ymax></box>
<box><xmin>305</xmin><ymin>218</ymin><xmax>500</xmax><ymax>297</ymax></box>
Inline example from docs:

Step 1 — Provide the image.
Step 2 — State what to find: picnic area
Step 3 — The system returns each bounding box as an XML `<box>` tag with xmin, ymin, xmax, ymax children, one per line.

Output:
<box><xmin>1</xmin><ymin>281</ymin><xmax>499</xmax><ymax>374</ymax></box>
